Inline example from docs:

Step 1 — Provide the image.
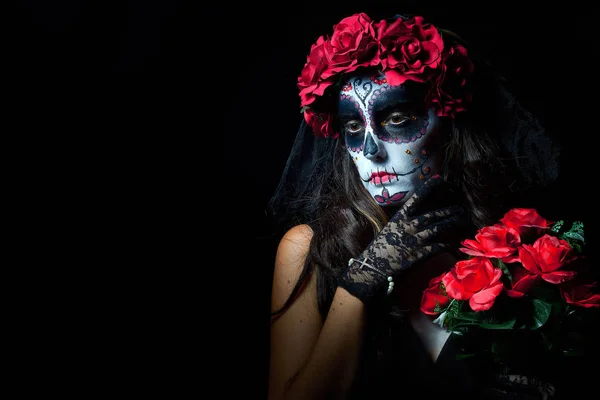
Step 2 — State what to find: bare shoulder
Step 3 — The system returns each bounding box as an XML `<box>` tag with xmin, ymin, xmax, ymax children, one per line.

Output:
<box><xmin>269</xmin><ymin>224</ymin><xmax>322</xmax><ymax>398</ymax></box>
<box><xmin>271</xmin><ymin>224</ymin><xmax>316</xmax><ymax>313</ymax></box>
<box><xmin>277</xmin><ymin>224</ymin><xmax>314</xmax><ymax>264</ymax></box>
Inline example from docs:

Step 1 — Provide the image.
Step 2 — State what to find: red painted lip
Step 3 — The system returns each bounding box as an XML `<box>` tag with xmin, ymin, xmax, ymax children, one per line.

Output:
<box><xmin>369</xmin><ymin>171</ymin><xmax>397</xmax><ymax>184</ymax></box>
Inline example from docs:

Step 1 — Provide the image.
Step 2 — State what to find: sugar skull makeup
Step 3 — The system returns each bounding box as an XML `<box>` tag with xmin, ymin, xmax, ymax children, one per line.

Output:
<box><xmin>338</xmin><ymin>71</ymin><xmax>444</xmax><ymax>206</ymax></box>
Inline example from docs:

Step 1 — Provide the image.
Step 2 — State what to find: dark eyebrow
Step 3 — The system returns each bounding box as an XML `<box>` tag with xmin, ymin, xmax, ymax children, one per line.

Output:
<box><xmin>338</xmin><ymin>98</ymin><xmax>362</xmax><ymax>120</ymax></box>
<box><xmin>372</xmin><ymin>100</ymin><xmax>412</xmax><ymax>114</ymax></box>
<box><xmin>371</xmin><ymin>85</ymin><xmax>420</xmax><ymax>113</ymax></box>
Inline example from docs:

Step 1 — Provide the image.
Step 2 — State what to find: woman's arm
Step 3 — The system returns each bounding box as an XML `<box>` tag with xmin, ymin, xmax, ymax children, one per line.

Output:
<box><xmin>268</xmin><ymin>224</ymin><xmax>367</xmax><ymax>400</ymax></box>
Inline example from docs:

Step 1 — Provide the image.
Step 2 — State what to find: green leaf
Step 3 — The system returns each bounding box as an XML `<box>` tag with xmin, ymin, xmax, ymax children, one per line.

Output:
<box><xmin>562</xmin><ymin>231</ymin><xmax>585</xmax><ymax>243</ymax></box>
<box><xmin>458</xmin><ymin>311</ymin><xmax>484</xmax><ymax>320</ymax></box>
<box><xmin>496</xmin><ymin>259</ymin><xmax>512</xmax><ymax>282</ymax></box>
<box><xmin>480</xmin><ymin>318</ymin><xmax>516</xmax><ymax>330</ymax></box>
<box><xmin>558</xmin><ymin>221</ymin><xmax>586</xmax><ymax>252</ymax></box>
<box><xmin>550</xmin><ymin>220</ymin><xmax>564</xmax><ymax>233</ymax></box>
<box><xmin>528</xmin><ymin>299</ymin><xmax>552</xmax><ymax>330</ymax></box>
<box><xmin>569</xmin><ymin>221</ymin><xmax>584</xmax><ymax>233</ymax></box>
<box><xmin>549</xmin><ymin>300</ymin><xmax>567</xmax><ymax>318</ymax></box>
<box><xmin>562</xmin><ymin>349</ymin><xmax>585</xmax><ymax>356</ymax></box>
<box><xmin>455</xmin><ymin>352</ymin><xmax>478</xmax><ymax>360</ymax></box>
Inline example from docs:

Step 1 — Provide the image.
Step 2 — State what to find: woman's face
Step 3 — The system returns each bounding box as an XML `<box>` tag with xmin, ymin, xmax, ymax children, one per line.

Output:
<box><xmin>338</xmin><ymin>71</ymin><xmax>445</xmax><ymax>206</ymax></box>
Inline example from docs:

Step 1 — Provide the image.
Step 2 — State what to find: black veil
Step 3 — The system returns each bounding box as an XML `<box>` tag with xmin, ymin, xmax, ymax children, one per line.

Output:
<box><xmin>267</xmin><ymin>119</ymin><xmax>340</xmax><ymax>235</ymax></box>
<box><xmin>268</xmin><ymin>70</ymin><xmax>562</xmax><ymax>238</ymax></box>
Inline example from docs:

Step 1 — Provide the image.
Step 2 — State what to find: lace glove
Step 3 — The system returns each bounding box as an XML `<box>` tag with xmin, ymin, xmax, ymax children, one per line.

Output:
<box><xmin>339</xmin><ymin>175</ymin><xmax>466</xmax><ymax>304</ymax></box>
<box><xmin>486</xmin><ymin>374</ymin><xmax>556</xmax><ymax>399</ymax></box>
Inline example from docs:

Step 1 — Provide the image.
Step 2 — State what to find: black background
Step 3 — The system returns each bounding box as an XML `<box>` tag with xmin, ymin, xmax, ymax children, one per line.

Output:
<box><xmin>9</xmin><ymin>1</ymin><xmax>597</xmax><ymax>397</ymax></box>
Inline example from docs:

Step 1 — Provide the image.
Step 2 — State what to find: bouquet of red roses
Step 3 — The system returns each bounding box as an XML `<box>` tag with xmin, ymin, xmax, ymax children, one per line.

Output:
<box><xmin>420</xmin><ymin>208</ymin><xmax>598</xmax><ymax>363</ymax></box>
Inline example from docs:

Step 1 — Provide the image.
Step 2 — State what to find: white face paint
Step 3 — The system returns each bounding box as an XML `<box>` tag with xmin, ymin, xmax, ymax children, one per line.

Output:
<box><xmin>338</xmin><ymin>71</ymin><xmax>444</xmax><ymax>206</ymax></box>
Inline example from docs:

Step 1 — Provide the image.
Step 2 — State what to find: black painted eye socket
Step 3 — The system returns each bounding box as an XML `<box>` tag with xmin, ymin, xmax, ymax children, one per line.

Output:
<box><xmin>343</xmin><ymin>120</ymin><xmax>364</xmax><ymax>137</ymax></box>
<box><xmin>382</xmin><ymin>112</ymin><xmax>411</xmax><ymax>127</ymax></box>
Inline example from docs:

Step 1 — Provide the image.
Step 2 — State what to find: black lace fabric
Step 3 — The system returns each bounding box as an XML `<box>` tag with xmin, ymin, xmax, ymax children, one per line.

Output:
<box><xmin>339</xmin><ymin>176</ymin><xmax>467</xmax><ymax>303</ymax></box>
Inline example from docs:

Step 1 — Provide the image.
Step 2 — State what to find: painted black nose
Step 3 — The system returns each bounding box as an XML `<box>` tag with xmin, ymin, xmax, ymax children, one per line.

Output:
<box><xmin>364</xmin><ymin>134</ymin><xmax>379</xmax><ymax>156</ymax></box>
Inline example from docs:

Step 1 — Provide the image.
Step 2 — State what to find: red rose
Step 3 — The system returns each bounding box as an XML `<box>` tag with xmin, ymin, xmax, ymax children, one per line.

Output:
<box><xmin>429</xmin><ymin>44</ymin><xmax>474</xmax><ymax>117</ymax></box>
<box><xmin>560</xmin><ymin>278</ymin><xmax>600</xmax><ymax>308</ymax></box>
<box><xmin>499</xmin><ymin>208</ymin><xmax>551</xmax><ymax>238</ymax></box>
<box><xmin>505</xmin><ymin>265</ymin><xmax>540</xmax><ymax>298</ymax></box>
<box><xmin>298</xmin><ymin>35</ymin><xmax>335</xmax><ymax>107</ymax></box>
<box><xmin>420</xmin><ymin>273</ymin><xmax>450</xmax><ymax>315</ymax></box>
<box><xmin>327</xmin><ymin>13</ymin><xmax>380</xmax><ymax>76</ymax></box>
<box><xmin>442</xmin><ymin>257</ymin><xmax>504</xmax><ymax>311</ymax></box>
<box><xmin>375</xmin><ymin>16</ymin><xmax>443</xmax><ymax>86</ymax></box>
<box><xmin>297</xmin><ymin>13</ymin><xmax>475</xmax><ymax>131</ymax></box>
<box><xmin>518</xmin><ymin>234</ymin><xmax>576</xmax><ymax>284</ymax></box>
<box><xmin>459</xmin><ymin>224</ymin><xmax>521</xmax><ymax>262</ymax></box>
<box><xmin>303</xmin><ymin>109</ymin><xmax>337</xmax><ymax>138</ymax></box>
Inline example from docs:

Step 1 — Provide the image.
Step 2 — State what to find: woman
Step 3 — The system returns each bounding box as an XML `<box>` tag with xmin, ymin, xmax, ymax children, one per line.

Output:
<box><xmin>267</xmin><ymin>12</ymin><xmax>574</xmax><ymax>399</ymax></box>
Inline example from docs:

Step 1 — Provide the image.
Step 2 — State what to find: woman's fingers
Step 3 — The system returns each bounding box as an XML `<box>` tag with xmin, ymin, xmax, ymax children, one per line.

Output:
<box><xmin>410</xmin><ymin>204</ymin><xmax>466</xmax><ymax>229</ymax></box>
<box><xmin>413</xmin><ymin>212</ymin><xmax>466</xmax><ymax>241</ymax></box>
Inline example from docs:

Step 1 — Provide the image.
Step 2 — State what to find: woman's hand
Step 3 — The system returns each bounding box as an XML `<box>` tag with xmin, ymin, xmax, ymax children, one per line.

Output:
<box><xmin>339</xmin><ymin>175</ymin><xmax>467</xmax><ymax>304</ymax></box>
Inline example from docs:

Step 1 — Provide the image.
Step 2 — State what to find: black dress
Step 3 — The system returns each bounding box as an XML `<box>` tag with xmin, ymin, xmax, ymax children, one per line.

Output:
<box><xmin>351</xmin><ymin>311</ymin><xmax>596</xmax><ymax>399</ymax></box>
